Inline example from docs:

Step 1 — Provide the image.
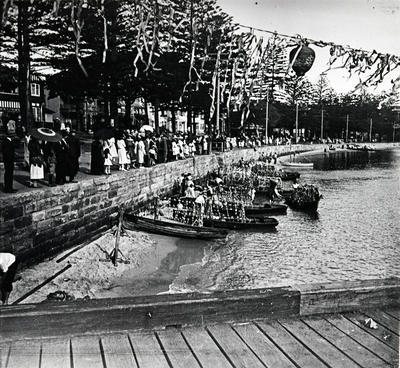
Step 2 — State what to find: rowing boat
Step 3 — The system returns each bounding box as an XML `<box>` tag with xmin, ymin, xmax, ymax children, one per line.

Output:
<box><xmin>203</xmin><ymin>216</ymin><xmax>279</xmax><ymax>230</ymax></box>
<box><xmin>245</xmin><ymin>203</ymin><xmax>288</xmax><ymax>216</ymax></box>
<box><xmin>280</xmin><ymin>161</ymin><xmax>314</xmax><ymax>168</ymax></box>
<box><xmin>124</xmin><ymin>213</ymin><xmax>228</xmax><ymax>240</ymax></box>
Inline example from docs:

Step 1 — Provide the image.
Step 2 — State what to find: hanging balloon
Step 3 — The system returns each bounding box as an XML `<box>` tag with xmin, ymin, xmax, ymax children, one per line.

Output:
<box><xmin>289</xmin><ymin>45</ymin><xmax>316</xmax><ymax>77</ymax></box>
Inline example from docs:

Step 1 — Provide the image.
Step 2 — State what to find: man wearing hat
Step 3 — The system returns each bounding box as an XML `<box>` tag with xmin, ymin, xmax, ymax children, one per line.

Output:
<box><xmin>1</xmin><ymin>120</ymin><xmax>19</xmax><ymax>193</ymax></box>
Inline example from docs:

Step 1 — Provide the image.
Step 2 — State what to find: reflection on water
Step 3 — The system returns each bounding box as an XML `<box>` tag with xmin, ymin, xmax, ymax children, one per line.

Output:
<box><xmin>166</xmin><ymin>148</ymin><xmax>400</xmax><ymax>292</ymax></box>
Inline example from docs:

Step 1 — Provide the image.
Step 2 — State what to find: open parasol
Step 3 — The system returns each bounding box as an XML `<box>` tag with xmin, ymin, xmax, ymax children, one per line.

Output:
<box><xmin>30</xmin><ymin>127</ymin><xmax>62</xmax><ymax>142</ymax></box>
<box><xmin>139</xmin><ymin>124</ymin><xmax>154</xmax><ymax>133</ymax></box>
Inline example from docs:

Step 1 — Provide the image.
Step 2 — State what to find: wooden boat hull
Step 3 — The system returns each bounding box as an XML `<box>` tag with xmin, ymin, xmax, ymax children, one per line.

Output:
<box><xmin>281</xmin><ymin>162</ymin><xmax>314</xmax><ymax>169</ymax></box>
<box><xmin>203</xmin><ymin>217</ymin><xmax>279</xmax><ymax>230</ymax></box>
<box><xmin>280</xmin><ymin>190</ymin><xmax>320</xmax><ymax>212</ymax></box>
<box><xmin>124</xmin><ymin>214</ymin><xmax>228</xmax><ymax>240</ymax></box>
<box><xmin>245</xmin><ymin>204</ymin><xmax>288</xmax><ymax>216</ymax></box>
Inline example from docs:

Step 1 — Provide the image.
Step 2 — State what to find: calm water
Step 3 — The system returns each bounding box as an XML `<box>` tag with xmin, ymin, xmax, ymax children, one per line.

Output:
<box><xmin>163</xmin><ymin>148</ymin><xmax>400</xmax><ymax>293</ymax></box>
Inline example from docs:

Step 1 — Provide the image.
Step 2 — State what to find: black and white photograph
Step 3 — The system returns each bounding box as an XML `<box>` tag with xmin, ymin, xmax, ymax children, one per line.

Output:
<box><xmin>0</xmin><ymin>0</ymin><xmax>399</xmax><ymax>366</ymax></box>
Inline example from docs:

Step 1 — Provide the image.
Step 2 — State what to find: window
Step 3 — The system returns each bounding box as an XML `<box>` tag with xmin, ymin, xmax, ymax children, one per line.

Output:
<box><xmin>32</xmin><ymin>103</ymin><xmax>41</xmax><ymax>122</ymax></box>
<box><xmin>31</xmin><ymin>83</ymin><xmax>40</xmax><ymax>97</ymax></box>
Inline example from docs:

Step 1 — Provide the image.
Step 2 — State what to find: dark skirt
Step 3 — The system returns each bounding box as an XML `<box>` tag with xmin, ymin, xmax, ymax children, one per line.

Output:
<box><xmin>1</xmin><ymin>259</ymin><xmax>18</xmax><ymax>293</ymax></box>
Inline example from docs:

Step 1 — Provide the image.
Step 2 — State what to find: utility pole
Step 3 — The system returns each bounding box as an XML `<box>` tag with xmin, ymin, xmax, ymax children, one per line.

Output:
<box><xmin>265</xmin><ymin>89</ymin><xmax>269</xmax><ymax>145</ymax></box>
<box><xmin>216</xmin><ymin>68</ymin><xmax>220</xmax><ymax>135</ymax></box>
<box><xmin>369</xmin><ymin>118</ymin><xmax>373</xmax><ymax>142</ymax></box>
<box><xmin>295</xmin><ymin>101</ymin><xmax>299</xmax><ymax>143</ymax></box>
<box><xmin>346</xmin><ymin>114</ymin><xmax>349</xmax><ymax>142</ymax></box>
<box><xmin>320</xmin><ymin>107</ymin><xmax>324</xmax><ymax>141</ymax></box>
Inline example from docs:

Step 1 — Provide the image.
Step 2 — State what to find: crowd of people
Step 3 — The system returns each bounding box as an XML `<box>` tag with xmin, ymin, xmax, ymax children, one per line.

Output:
<box><xmin>90</xmin><ymin>130</ymin><xmax>213</xmax><ymax>174</ymax></box>
<box><xmin>2</xmin><ymin>120</ymin><xmax>297</xmax><ymax>193</ymax></box>
<box><xmin>1</xmin><ymin>120</ymin><xmax>81</xmax><ymax>193</ymax></box>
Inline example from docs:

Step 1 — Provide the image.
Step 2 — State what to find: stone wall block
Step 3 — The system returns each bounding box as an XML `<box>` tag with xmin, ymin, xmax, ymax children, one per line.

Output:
<box><xmin>45</xmin><ymin>206</ymin><xmax>63</xmax><ymax>219</ymax></box>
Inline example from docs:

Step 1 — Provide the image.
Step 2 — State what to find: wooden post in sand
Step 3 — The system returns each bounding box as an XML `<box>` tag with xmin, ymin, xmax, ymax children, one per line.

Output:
<box><xmin>113</xmin><ymin>207</ymin><xmax>124</xmax><ymax>266</ymax></box>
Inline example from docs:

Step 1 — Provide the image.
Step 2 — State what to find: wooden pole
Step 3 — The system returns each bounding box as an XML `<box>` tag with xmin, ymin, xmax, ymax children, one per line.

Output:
<box><xmin>12</xmin><ymin>264</ymin><xmax>72</xmax><ymax>304</ymax></box>
<box><xmin>216</xmin><ymin>68</ymin><xmax>220</xmax><ymax>135</ymax></box>
<box><xmin>265</xmin><ymin>90</ymin><xmax>269</xmax><ymax>145</ymax></box>
<box><xmin>346</xmin><ymin>114</ymin><xmax>349</xmax><ymax>142</ymax></box>
<box><xmin>320</xmin><ymin>108</ymin><xmax>324</xmax><ymax>141</ymax></box>
<box><xmin>369</xmin><ymin>118</ymin><xmax>373</xmax><ymax>142</ymax></box>
<box><xmin>113</xmin><ymin>207</ymin><xmax>124</xmax><ymax>266</ymax></box>
<box><xmin>295</xmin><ymin>102</ymin><xmax>299</xmax><ymax>143</ymax></box>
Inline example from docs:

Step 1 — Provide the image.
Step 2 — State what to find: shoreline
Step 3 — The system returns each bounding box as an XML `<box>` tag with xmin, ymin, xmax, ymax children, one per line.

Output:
<box><xmin>9</xmin><ymin>230</ymin><xmax>181</xmax><ymax>304</ymax></box>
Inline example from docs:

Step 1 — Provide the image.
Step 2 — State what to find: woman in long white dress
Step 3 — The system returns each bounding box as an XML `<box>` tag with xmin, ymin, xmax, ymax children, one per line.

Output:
<box><xmin>137</xmin><ymin>137</ymin><xmax>146</xmax><ymax>167</ymax></box>
<box><xmin>116</xmin><ymin>137</ymin><xmax>129</xmax><ymax>171</ymax></box>
<box><xmin>108</xmin><ymin>137</ymin><xmax>118</xmax><ymax>165</ymax></box>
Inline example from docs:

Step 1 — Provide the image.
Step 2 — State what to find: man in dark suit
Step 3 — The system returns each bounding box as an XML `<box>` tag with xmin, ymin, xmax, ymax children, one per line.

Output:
<box><xmin>1</xmin><ymin>121</ymin><xmax>19</xmax><ymax>193</ymax></box>
<box><xmin>66</xmin><ymin>127</ymin><xmax>81</xmax><ymax>183</ymax></box>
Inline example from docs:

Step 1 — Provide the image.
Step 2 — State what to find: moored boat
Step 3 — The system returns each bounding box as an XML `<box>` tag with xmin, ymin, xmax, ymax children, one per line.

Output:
<box><xmin>203</xmin><ymin>216</ymin><xmax>279</xmax><ymax>230</ymax></box>
<box><xmin>245</xmin><ymin>203</ymin><xmax>288</xmax><ymax>217</ymax></box>
<box><xmin>124</xmin><ymin>213</ymin><xmax>228</xmax><ymax>240</ymax></box>
<box><xmin>280</xmin><ymin>161</ymin><xmax>314</xmax><ymax>168</ymax></box>
<box><xmin>280</xmin><ymin>185</ymin><xmax>321</xmax><ymax>212</ymax></box>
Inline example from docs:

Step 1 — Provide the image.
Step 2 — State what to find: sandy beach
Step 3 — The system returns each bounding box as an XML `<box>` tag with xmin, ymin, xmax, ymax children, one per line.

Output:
<box><xmin>9</xmin><ymin>229</ymin><xmax>180</xmax><ymax>304</ymax></box>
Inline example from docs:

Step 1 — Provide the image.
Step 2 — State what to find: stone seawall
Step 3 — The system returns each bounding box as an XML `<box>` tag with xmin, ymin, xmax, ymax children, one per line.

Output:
<box><xmin>0</xmin><ymin>144</ymin><xmax>323</xmax><ymax>262</ymax></box>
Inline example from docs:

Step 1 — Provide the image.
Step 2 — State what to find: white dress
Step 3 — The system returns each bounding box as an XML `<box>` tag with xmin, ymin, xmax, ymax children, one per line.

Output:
<box><xmin>137</xmin><ymin>140</ymin><xmax>145</xmax><ymax>164</ymax></box>
<box><xmin>30</xmin><ymin>163</ymin><xmax>44</xmax><ymax>180</ymax></box>
<box><xmin>103</xmin><ymin>141</ymin><xmax>112</xmax><ymax>166</ymax></box>
<box><xmin>117</xmin><ymin>139</ymin><xmax>129</xmax><ymax>165</ymax></box>
<box><xmin>108</xmin><ymin>138</ymin><xmax>118</xmax><ymax>163</ymax></box>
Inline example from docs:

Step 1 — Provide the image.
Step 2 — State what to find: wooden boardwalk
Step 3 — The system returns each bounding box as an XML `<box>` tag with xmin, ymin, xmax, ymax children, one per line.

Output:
<box><xmin>1</xmin><ymin>308</ymin><xmax>398</xmax><ymax>368</ymax></box>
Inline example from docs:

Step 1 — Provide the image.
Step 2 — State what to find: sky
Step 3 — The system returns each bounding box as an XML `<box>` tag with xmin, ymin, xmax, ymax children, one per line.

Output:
<box><xmin>217</xmin><ymin>0</ymin><xmax>400</xmax><ymax>94</ymax></box>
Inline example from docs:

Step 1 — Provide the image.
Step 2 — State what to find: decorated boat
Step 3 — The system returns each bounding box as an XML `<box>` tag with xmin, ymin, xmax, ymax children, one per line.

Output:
<box><xmin>280</xmin><ymin>185</ymin><xmax>321</xmax><ymax>212</ymax></box>
<box><xmin>123</xmin><ymin>213</ymin><xmax>228</xmax><ymax>240</ymax></box>
<box><xmin>203</xmin><ymin>216</ymin><xmax>279</xmax><ymax>230</ymax></box>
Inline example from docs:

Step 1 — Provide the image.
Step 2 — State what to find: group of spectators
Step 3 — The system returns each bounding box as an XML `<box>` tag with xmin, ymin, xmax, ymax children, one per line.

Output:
<box><xmin>1</xmin><ymin>120</ymin><xmax>81</xmax><ymax>193</ymax></box>
<box><xmin>90</xmin><ymin>130</ymin><xmax>213</xmax><ymax>174</ymax></box>
<box><xmin>23</xmin><ymin>126</ymin><xmax>81</xmax><ymax>188</ymax></box>
<box><xmin>2</xmin><ymin>121</ymin><xmax>298</xmax><ymax>193</ymax></box>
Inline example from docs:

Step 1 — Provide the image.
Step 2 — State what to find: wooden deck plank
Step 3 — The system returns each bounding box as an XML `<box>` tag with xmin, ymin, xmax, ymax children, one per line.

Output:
<box><xmin>345</xmin><ymin>313</ymin><xmax>399</xmax><ymax>351</ymax></box>
<box><xmin>304</xmin><ymin>317</ymin><xmax>389</xmax><ymax>368</ymax></box>
<box><xmin>41</xmin><ymin>339</ymin><xmax>70</xmax><ymax>368</ymax></box>
<box><xmin>7</xmin><ymin>340</ymin><xmax>41</xmax><ymax>368</ymax></box>
<box><xmin>365</xmin><ymin>310</ymin><xmax>400</xmax><ymax>335</ymax></box>
<box><xmin>182</xmin><ymin>327</ymin><xmax>232</xmax><ymax>368</ymax></box>
<box><xmin>232</xmin><ymin>323</ymin><xmax>296</xmax><ymax>368</ymax></box>
<box><xmin>128</xmin><ymin>332</ymin><xmax>169</xmax><ymax>368</ymax></box>
<box><xmin>157</xmin><ymin>329</ymin><xmax>201</xmax><ymax>368</ymax></box>
<box><xmin>257</xmin><ymin>321</ymin><xmax>328</xmax><ymax>368</ymax></box>
<box><xmin>207</xmin><ymin>324</ymin><xmax>265</xmax><ymax>368</ymax></box>
<box><xmin>71</xmin><ymin>335</ymin><xmax>103</xmax><ymax>368</ymax></box>
<box><xmin>326</xmin><ymin>314</ymin><xmax>398</xmax><ymax>366</ymax></box>
<box><xmin>279</xmin><ymin>319</ymin><xmax>360</xmax><ymax>368</ymax></box>
<box><xmin>101</xmin><ymin>334</ymin><xmax>137</xmax><ymax>368</ymax></box>
<box><xmin>383</xmin><ymin>309</ymin><xmax>400</xmax><ymax>321</ymax></box>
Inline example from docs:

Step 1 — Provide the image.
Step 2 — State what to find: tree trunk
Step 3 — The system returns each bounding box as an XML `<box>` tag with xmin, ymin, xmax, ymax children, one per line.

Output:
<box><xmin>192</xmin><ymin>111</ymin><xmax>196</xmax><ymax>136</ymax></box>
<box><xmin>144</xmin><ymin>99</ymin><xmax>149</xmax><ymax>125</ymax></box>
<box><xmin>17</xmin><ymin>0</ymin><xmax>32</xmax><ymax>131</ymax></box>
<box><xmin>125</xmin><ymin>97</ymin><xmax>132</xmax><ymax>127</ymax></box>
<box><xmin>186</xmin><ymin>105</ymin><xmax>192</xmax><ymax>134</ymax></box>
<box><xmin>171</xmin><ymin>104</ymin><xmax>176</xmax><ymax>133</ymax></box>
<box><xmin>154</xmin><ymin>100</ymin><xmax>160</xmax><ymax>135</ymax></box>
